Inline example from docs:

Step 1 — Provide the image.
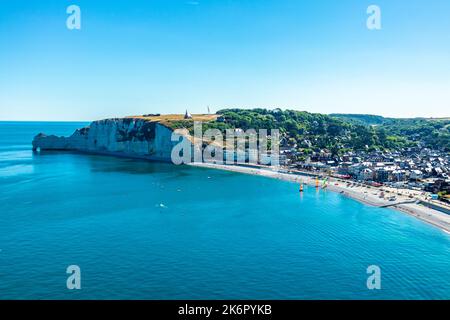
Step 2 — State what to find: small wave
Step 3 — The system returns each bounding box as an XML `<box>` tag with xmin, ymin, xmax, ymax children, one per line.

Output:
<box><xmin>0</xmin><ymin>164</ymin><xmax>33</xmax><ymax>177</ymax></box>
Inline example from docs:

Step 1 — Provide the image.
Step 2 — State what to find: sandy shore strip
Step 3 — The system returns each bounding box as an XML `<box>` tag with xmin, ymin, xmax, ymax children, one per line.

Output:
<box><xmin>189</xmin><ymin>162</ymin><xmax>450</xmax><ymax>234</ymax></box>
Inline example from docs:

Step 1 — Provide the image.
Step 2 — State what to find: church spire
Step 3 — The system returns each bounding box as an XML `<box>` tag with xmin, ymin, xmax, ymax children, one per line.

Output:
<box><xmin>184</xmin><ymin>109</ymin><xmax>192</xmax><ymax>119</ymax></box>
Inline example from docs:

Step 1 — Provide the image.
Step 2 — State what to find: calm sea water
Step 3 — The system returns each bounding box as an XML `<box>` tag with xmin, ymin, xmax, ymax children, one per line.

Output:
<box><xmin>0</xmin><ymin>121</ymin><xmax>449</xmax><ymax>300</ymax></box>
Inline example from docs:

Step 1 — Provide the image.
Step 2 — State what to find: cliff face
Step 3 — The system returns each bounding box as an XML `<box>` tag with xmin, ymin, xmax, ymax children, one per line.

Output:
<box><xmin>32</xmin><ymin>118</ymin><xmax>178</xmax><ymax>162</ymax></box>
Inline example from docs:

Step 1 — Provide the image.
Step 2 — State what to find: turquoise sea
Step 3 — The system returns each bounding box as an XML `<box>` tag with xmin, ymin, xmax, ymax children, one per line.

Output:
<box><xmin>0</xmin><ymin>121</ymin><xmax>449</xmax><ymax>299</ymax></box>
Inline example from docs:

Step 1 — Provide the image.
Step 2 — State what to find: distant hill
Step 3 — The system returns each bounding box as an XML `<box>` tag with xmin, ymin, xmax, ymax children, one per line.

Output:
<box><xmin>330</xmin><ymin>113</ymin><xmax>450</xmax><ymax>125</ymax></box>
<box><xmin>330</xmin><ymin>114</ymin><xmax>392</xmax><ymax>125</ymax></box>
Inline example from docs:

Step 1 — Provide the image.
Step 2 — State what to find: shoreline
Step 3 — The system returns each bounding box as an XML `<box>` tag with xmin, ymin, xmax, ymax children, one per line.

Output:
<box><xmin>189</xmin><ymin>162</ymin><xmax>450</xmax><ymax>234</ymax></box>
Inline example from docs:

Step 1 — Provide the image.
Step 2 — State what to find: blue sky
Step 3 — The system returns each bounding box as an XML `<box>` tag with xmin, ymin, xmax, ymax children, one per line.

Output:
<box><xmin>0</xmin><ymin>0</ymin><xmax>449</xmax><ymax>120</ymax></box>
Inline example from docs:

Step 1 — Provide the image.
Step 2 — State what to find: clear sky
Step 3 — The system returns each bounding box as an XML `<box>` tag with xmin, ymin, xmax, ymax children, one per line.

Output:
<box><xmin>0</xmin><ymin>0</ymin><xmax>449</xmax><ymax>121</ymax></box>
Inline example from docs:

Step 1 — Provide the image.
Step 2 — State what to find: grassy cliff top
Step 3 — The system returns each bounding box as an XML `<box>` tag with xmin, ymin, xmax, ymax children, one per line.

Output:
<box><xmin>127</xmin><ymin>114</ymin><xmax>218</xmax><ymax>127</ymax></box>
<box><xmin>125</xmin><ymin>113</ymin><xmax>221</xmax><ymax>146</ymax></box>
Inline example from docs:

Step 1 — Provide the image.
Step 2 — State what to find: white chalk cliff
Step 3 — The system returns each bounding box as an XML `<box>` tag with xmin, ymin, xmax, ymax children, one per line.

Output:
<box><xmin>32</xmin><ymin>118</ymin><xmax>178</xmax><ymax>162</ymax></box>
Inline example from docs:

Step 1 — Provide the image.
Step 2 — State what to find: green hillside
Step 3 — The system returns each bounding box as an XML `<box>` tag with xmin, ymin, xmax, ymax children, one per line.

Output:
<box><xmin>213</xmin><ymin>109</ymin><xmax>450</xmax><ymax>154</ymax></box>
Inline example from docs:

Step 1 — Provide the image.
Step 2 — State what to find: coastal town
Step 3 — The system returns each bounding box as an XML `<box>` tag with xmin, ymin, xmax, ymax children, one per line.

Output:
<box><xmin>280</xmin><ymin>145</ymin><xmax>450</xmax><ymax>203</ymax></box>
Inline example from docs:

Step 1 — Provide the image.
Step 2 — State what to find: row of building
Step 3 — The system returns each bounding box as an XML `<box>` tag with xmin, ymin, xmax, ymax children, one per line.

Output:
<box><xmin>285</xmin><ymin>147</ymin><xmax>450</xmax><ymax>196</ymax></box>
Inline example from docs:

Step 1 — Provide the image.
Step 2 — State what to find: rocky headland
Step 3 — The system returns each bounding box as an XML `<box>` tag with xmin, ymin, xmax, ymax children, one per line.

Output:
<box><xmin>32</xmin><ymin>116</ymin><xmax>200</xmax><ymax>162</ymax></box>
